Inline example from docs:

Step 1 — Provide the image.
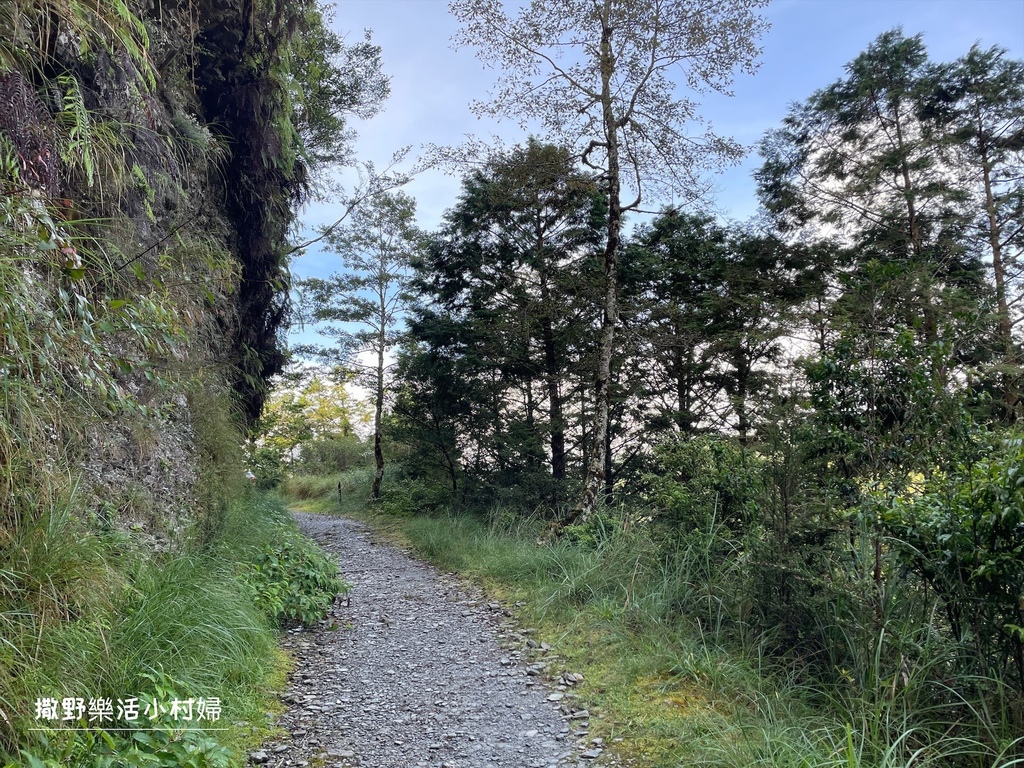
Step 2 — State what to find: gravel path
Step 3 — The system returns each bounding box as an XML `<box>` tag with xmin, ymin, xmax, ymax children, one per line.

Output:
<box><xmin>248</xmin><ymin>512</ymin><xmax>615</xmax><ymax>768</ymax></box>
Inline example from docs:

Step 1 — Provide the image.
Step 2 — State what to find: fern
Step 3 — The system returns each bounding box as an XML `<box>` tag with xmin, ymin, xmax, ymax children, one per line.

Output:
<box><xmin>56</xmin><ymin>75</ymin><xmax>94</xmax><ymax>188</ymax></box>
<box><xmin>0</xmin><ymin>70</ymin><xmax>59</xmax><ymax>192</ymax></box>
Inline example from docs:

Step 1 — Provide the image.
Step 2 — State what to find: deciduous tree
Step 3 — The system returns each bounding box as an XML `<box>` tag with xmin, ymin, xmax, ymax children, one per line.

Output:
<box><xmin>257</xmin><ymin>372</ymin><xmax>368</xmax><ymax>468</ymax></box>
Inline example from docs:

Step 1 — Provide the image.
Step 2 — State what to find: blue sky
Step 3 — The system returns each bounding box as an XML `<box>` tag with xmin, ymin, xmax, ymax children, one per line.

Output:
<box><xmin>289</xmin><ymin>0</ymin><xmax>1024</xmax><ymax>345</ymax></box>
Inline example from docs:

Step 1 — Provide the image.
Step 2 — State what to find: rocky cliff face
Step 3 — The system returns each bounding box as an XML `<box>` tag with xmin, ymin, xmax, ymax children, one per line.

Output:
<box><xmin>0</xmin><ymin>0</ymin><xmax>313</xmax><ymax>542</ymax></box>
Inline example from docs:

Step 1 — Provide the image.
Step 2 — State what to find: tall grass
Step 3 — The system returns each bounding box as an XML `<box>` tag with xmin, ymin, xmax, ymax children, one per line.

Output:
<box><xmin>0</xmin><ymin>488</ymin><xmax>303</xmax><ymax>764</ymax></box>
<box><xmin>327</xmin><ymin>497</ymin><xmax>1023</xmax><ymax>768</ymax></box>
<box><xmin>102</xmin><ymin>555</ymin><xmax>278</xmax><ymax>699</ymax></box>
<box><xmin>283</xmin><ymin>467</ymin><xmax>376</xmax><ymax>515</ymax></box>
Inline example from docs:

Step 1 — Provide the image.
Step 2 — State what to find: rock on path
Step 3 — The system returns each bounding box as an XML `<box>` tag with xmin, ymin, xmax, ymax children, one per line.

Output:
<box><xmin>250</xmin><ymin>512</ymin><xmax>614</xmax><ymax>768</ymax></box>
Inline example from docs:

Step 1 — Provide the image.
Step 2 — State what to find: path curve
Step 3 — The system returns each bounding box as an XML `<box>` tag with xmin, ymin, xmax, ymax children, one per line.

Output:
<box><xmin>249</xmin><ymin>512</ymin><xmax>612</xmax><ymax>768</ymax></box>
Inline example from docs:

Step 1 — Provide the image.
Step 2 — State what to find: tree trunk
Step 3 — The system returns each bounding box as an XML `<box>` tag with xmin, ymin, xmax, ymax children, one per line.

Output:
<box><xmin>525</xmin><ymin>379</ymin><xmax>543</xmax><ymax>470</ymax></box>
<box><xmin>978</xmin><ymin>123</ymin><xmax>1018</xmax><ymax>416</ymax></box>
<box><xmin>894</xmin><ymin>108</ymin><xmax>939</xmax><ymax>348</ymax></box>
<box><xmin>674</xmin><ymin>341</ymin><xmax>691</xmax><ymax>433</ymax></box>
<box><xmin>541</xmin><ymin>304</ymin><xmax>566</xmax><ymax>502</ymax></box>
<box><xmin>371</xmin><ymin>315</ymin><xmax>385</xmax><ymax>501</ymax></box>
<box><xmin>604</xmin><ymin>413</ymin><xmax>614</xmax><ymax>503</ymax></box>
<box><xmin>733</xmin><ymin>352</ymin><xmax>751</xmax><ymax>445</ymax></box>
<box><xmin>573</xmin><ymin>2</ymin><xmax>621</xmax><ymax>525</ymax></box>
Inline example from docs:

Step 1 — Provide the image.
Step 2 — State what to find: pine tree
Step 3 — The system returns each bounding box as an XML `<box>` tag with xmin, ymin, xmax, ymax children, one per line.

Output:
<box><xmin>405</xmin><ymin>141</ymin><xmax>604</xmax><ymax>508</ymax></box>
<box><xmin>928</xmin><ymin>45</ymin><xmax>1024</xmax><ymax>415</ymax></box>
<box><xmin>757</xmin><ymin>30</ymin><xmax>985</xmax><ymax>377</ymax></box>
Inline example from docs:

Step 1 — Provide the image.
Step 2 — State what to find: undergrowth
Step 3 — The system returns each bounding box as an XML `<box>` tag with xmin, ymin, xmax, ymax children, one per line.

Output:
<box><xmin>283</xmin><ymin>468</ymin><xmax>375</xmax><ymax>515</ymax></box>
<box><xmin>1</xmin><ymin>0</ymin><xmax>358</xmax><ymax>764</ymax></box>
<box><xmin>0</xmin><ymin>488</ymin><xmax>348</xmax><ymax>767</ymax></box>
<box><xmin>282</xmin><ymin>471</ymin><xmax>1024</xmax><ymax>768</ymax></box>
<box><xmin>232</xmin><ymin>497</ymin><xmax>349</xmax><ymax>627</ymax></box>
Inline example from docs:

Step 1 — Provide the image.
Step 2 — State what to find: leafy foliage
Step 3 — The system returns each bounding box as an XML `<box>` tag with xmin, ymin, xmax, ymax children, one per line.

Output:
<box><xmin>885</xmin><ymin>435</ymin><xmax>1024</xmax><ymax>691</ymax></box>
<box><xmin>644</xmin><ymin>435</ymin><xmax>762</xmax><ymax>531</ymax></box>
<box><xmin>452</xmin><ymin>0</ymin><xmax>771</xmax><ymax>517</ymax></box>
<box><xmin>624</xmin><ymin>211</ymin><xmax>821</xmax><ymax>440</ymax></box>
<box><xmin>397</xmin><ymin>140</ymin><xmax>604</xmax><ymax>509</ymax></box>
<box><xmin>9</xmin><ymin>673</ymin><xmax>233</xmax><ymax>768</ymax></box>
<box><xmin>255</xmin><ymin>371</ymin><xmax>369</xmax><ymax>476</ymax></box>
<box><xmin>299</xmin><ymin>190</ymin><xmax>420</xmax><ymax>499</ymax></box>
<box><xmin>362</xmin><ymin>24</ymin><xmax>1024</xmax><ymax>762</ymax></box>
<box><xmin>0</xmin><ymin>491</ymin><xmax>297</xmax><ymax>764</ymax></box>
<box><xmin>291</xmin><ymin>19</ymin><xmax>390</xmax><ymax>174</ymax></box>
<box><xmin>0</xmin><ymin>0</ymin><xmax>369</xmax><ymax>764</ymax></box>
<box><xmin>241</xmin><ymin>538</ymin><xmax>348</xmax><ymax>627</ymax></box>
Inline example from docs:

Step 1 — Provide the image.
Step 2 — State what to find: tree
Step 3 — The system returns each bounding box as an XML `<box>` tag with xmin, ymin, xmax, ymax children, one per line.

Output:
<box><xmin>405</xmin><ymin>141</ymin><xmax>604</xmax><ymax>507</ymax></box>
<box><xmin>622</xmin><ymin>213</ymin><xmax>726</xmax><ymax>436</ymax></box>
<box><xmin>391</xmin><ymin>340</ymin><xmax>468</xmax><ymax>499</ymax></box>
<box><xmin>475</xmin><ymin>141</ymin><xmax>605</xmax><ymax>496</ymax></box>
<box><xmin>928</xmin><ymin>45</ymin><xmax>1024</xmax><ymax>415</ymax></box>
<box><xmin>290</xmin><ymin>20</ymin><xmax>391</xmax><ymax>175</ymax></box>
<box><xmin>757</xmin><ymin>31</ymin><xmax>1024</xmax><ymax>424</ymax></box>
<box><xmin>755</xmin><ymin>32</ymin><xmax>998</xmax><ymax>627</ymax></box>
<box><xmin>451</xmin><ymin>0</ymin><xmax>770</xmax><ymax>522</ymax></box>
<box><xmin>624</xmin><ymin>211</ymin><xmax>819</xmax><ymax>441</ymax></box>
<box><xmin>757</xmin><ymin>30</ymin><xmax>985</xmax><ymax>361</ymax></box>
<box><xmin>258</xmin><ymin>372</ymin><xmax>368</xmax><ymax>469</ymax></box>
<box><xmin>299</xmin><ymin>191</ymin><xmax>419</xmax><ymax>500</ymax></box>
<box><xmin>709</xmin><ymin>228</ymin><xmax>820</xmax><ymax>442</ymax></box>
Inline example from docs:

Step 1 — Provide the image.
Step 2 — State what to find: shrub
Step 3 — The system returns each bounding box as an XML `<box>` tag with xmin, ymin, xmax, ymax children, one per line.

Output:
<box><xmin>241</xmin><ymin>539</ymin><xmax>348</xmax><ymax>627</ymax></box>
<box><xmin>885</xmin><ymin>434</ymin><xmax>1024</xmax><ymax>694</ymax></box>
<box><xmin>644</xmin><ymin>434</ymin><xmax>763</xmax><ymax>531</ymax></box>
<box><xmin>246</xmin><ymin>445</ymin><xmax>286</xmax><ymax>490</ymax></box>
<box><xmin>297</xmin><ymin>435</ymin><xmax>369</xmax><ymax>475</ymax></box>
<box><xmin>12</xmin><ymin>722</ymin><xmax>234</xmax><ymax>768</ymax></box>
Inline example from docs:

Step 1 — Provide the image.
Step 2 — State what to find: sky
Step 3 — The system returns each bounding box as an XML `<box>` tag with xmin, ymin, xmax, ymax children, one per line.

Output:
<box><xmin>289</xmin><ymin>0</ymin><xmax>1024</xmax><ymax>347</ymax></box>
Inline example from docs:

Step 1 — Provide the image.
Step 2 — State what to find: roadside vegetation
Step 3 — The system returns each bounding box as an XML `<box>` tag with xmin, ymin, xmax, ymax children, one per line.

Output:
<box><xmin>5</xmin><ymin>0</ymin><xmax>1023</xmax><ymax>765</ymax></box>
<box><xmin>1</xmin><ymin>0</ymin><xmax>364</xmax><ymax>764</ymax></box>
<box><xmin>281</xmin><ymin>453</ymin><xmax>1024</xmax><ymax>768</ymax></box>
<box><xmin>2</xmin><ymin>428</ymin><xmax>347</xmax><ymax>767</ymax></box>
<box><xmin>0</xmin><ymin>348</ymin><xmax>348</xmax><ymax>766</ymax></box>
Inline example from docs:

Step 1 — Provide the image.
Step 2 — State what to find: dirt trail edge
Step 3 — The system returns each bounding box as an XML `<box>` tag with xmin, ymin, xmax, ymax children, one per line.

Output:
<box><xmin>249</xmin><ymin>511</ymin><xmax>616</xmax><ymax>768</ymax></box>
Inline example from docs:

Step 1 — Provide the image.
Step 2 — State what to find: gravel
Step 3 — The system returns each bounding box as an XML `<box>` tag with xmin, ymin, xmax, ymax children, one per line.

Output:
<box><xmin>249</xmin><ymin>511</ymin><xmax>621</xmax><ymax>768</ymax></box>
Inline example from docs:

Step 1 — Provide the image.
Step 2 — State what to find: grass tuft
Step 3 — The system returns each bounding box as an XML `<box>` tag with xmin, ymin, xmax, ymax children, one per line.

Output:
<box><xmin>0</xmin><ymin>490</ymin><xmax>304</xmax><ymax>764</ymax></box>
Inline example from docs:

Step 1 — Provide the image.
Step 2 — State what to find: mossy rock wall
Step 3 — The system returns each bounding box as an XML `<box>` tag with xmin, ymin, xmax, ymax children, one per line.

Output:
<box><xmin>0</xmin><ymin>0</ymin><xmax>304</xmax><ymax>543</ymax></box>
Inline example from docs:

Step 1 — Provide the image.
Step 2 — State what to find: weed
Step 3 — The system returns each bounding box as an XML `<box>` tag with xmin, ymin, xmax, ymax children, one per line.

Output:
<box><xmin>240</xmin><ymin>539</ymin><xmax>349</xmax><ymax>627</ymax></box>
<box><xmin>283</xmin><ymin>468</ymin><xmax>376</xmax><ymax>515</ymax></box>
<box><xmin>0</xmin><ymin>490</ymin><xmax>305</xmax><ymax>765</ymax></box>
